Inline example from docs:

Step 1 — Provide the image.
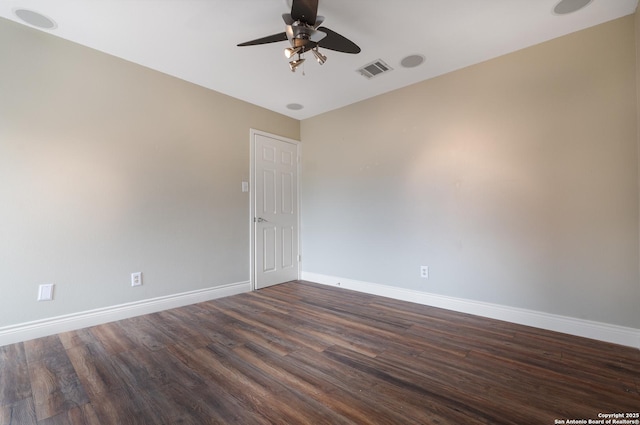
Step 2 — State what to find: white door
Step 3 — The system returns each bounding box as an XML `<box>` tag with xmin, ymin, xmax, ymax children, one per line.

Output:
<box><xmin>252</xmin><ymin>130</ymin><xmax>299</xmax><ymax>289</ymax></box>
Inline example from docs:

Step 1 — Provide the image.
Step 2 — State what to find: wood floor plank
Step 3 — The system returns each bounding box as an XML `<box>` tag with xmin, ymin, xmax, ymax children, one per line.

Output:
<box><xmin>0</xmin><ymin>397</ymin><xmax>37</xmax><ymax>425</ymax></box>
<box><xmin>462</xmin><ymin>349</ymin><xmax>636</xmax><ymax>419</ymax></box>
<box><xmin>24</xmin><ymin>336</ymin><xmax>90</xmax><ymax>422</ymax></box>
<box><xmin>287</xmin><ymin>355</ymin><xmax>419</xmax><ymax>424</ymax></box>
<box><xmin>24</xmin><ymin>336</ymin><xmax>59</xmax><ymax>364</ymax></box>
<box><xmin>172</xmin><ymin>303</ymin><xmax>250</xmax><ymax>349</ymax></box>
<box><xmin>0</xmin><ymin>343</ymin><xmax>32</xmax><ymax>407</ymax></box>
<box><xmin>114</xmin><ymin>315</ymin><xmax>174</xmax><ymax>352</ymax></box>
<box><xmin>167</xmin><ymin>343</ymin><xmax>309</xmax><ymax>424</ymax></box>
<box><xmin>154</xmin><ymin>381</ymin><xmax>272</xmax><ymax>425</ymax></box>
<box><xmin>286</xmin><ymin>346</ymin><xmax>461</xmax><ymax>424</ymax></box>
<box><xmin>224</xmin><ymin>295</ymin><xmax>333</xmax><ymax>352</ymax></box>
<box><xmin>206</xmin><ymin>304</ymin><xmax>303</xmax><ymax>356</ymax></box>
<box><xmin>1</xmin><ymin>280</ymin><xmax>637</xmax><ymax>424</ymax></box>
<box><xmin>326</xmin><ymin>343</ymin><xmax>548</xmax><ymax>424</ymax></box>
<box><xmin>114</xmin><ymin>345</ymin><xmax>206</xmax><ymax>391</ymax></box>
<box><xmin>242</xmin><ymin>291</ymin><xmax>413</xmax><ymax>358</ymax></box>
<box><xmin>88</xmin><ymin>322</ymin><xmax>138</xmax><ymax>356</ymax></box>
<box><xmin>58</xmin><ymin>329</ymin><xmax>100</xmax><ymax>351</ymax></box>
<box><xmin>380</xmin><ymin>344</ymin><xmax>581</xmax><ymax>421</ymax></box>
<box><xmin>65</xmin><ymin>342</ymin><xmax>125</xmax><ymax>398</ymax></box>
<box><xmin>37</xmin><ymin>403</ymin><xmax>101</xmax><ymax>425</ymax></box>
<box><xmin>204</xmin><ymin>343</ymin><xmax>356</xmax><ymax>425</ymax></box>
<box><xmin>88</xmin><ymin>386</ymin><xmax>165</xmax><ymax>425</ymax></box>
<box><xmin>238</xmin><ymin>342</ymin><xmax>421</xmax><ymax>425</ymax></box>
<box><xmin>149</xmin><ymin>309</ymin><xmax>215</xmax><ymax>350</ymax></box>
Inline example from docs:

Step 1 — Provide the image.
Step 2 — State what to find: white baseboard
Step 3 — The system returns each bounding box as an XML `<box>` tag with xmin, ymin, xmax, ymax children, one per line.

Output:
<box><xmin>0</xmin><ymin>281</ymin><xmax>251</xmax><ymax>347</ymax></box>
<box><xmin>302</xmin><ymin>272</ymin><xmax>640</xmax><ymax>349</ymax></box>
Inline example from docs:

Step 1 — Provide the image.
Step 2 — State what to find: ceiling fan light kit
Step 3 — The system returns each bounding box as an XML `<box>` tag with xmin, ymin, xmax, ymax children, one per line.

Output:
<box><xmin>289</xmin><ymin>57</ymin><xmax>306</xmax><ymax>72</ymax></box>
<box><xmin>312</xmin><ymin>48</ymin><xmax>327</xmax><ymax>65</ymax></box>
<box><xmin>238</xmin><ymin>0</ymin><xmax>361</xmax><ymax>73</ymax></box>
<box><xmin>284</xmin><ymin>46</ymin><xmax>302</xmax><ymax>59</ymax></box>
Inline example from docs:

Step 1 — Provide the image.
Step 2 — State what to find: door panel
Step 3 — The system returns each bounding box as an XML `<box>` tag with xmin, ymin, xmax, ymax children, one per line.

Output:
<box><xmin>262</xmin><ymin>169</ymin><xmax>276</xmax><ymax>213</ymax></box>
<box><xmin>281</xmin><ymin>172</ymin><xmax>294</xmax><ymax>214</ymax></box>
<box><xmin>281</xmin><ymin>226</ymin><xmax>294</xmax><ymax>269</ymax></box>
<box><xmin>253</xmin><ymin>132</ymin><xmax>299</xmax><ymax>289</ymax></box>
<box><xmin>262</xmin><ymin>226</ymin><xmax>277</xmax><ymax>273</ymax></box>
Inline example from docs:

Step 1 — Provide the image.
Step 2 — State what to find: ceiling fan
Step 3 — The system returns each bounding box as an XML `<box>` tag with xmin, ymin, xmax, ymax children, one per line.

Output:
<box><xmin>237</xmin><ymin>0</ymin><xmax>361</xmax><ymax>72</ymax></box>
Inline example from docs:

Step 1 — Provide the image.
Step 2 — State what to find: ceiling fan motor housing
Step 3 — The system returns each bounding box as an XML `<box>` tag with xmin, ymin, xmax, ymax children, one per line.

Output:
<box><xmin>292</xmin><ymin>38</ymin><xmax>310</xmax><ymax>48</ymax></box>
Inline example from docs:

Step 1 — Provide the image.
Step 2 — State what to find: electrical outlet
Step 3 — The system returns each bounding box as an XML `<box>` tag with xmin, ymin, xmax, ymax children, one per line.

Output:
<box><xmin>420</xmin><ymin>266</ymin><xmax>429</xmax><ymax>279</ymax></box>
<box><xmin>131</xmin><ymin>272</ymin><xmax>142</xmax><ymax>287</ymax></box>
<box><xmin>38</xmin><ymin>283</ymin><xmax>54</xmax><ymax>301</ymax></box>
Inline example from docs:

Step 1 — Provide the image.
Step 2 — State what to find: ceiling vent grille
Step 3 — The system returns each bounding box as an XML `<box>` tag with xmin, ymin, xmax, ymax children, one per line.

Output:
<box><xmin>357</xmin><ymin>59</ymin><xmax>393</xmax><ymax>79</ymax></box>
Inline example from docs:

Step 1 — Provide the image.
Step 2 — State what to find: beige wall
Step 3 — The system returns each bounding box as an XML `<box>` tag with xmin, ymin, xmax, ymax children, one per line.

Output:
<box><xmin>301</xmin><ymin>16</ymin><xmax>640</xmax><ymax>328</ymax></box>
<box><xmin>0</xmin><ymin>17</ymin><xmax>299</xmax><ymax>327</ymax></box>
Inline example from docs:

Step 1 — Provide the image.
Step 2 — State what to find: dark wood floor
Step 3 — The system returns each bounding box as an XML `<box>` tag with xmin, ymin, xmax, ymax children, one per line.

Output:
<box><xmin>1</xmin><ymin>281</ymin><xmax>638</xmax><ymax>424</ymax></box>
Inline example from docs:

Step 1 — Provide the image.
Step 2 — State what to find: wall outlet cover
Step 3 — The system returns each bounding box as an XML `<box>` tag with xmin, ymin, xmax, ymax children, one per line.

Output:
<box><xmin>38</xmin><ymin>283</ymin><xmax>54</xmax><ymax>301</ymax></box>
<box><xmin>420</xmin><ymin>266</ymin><xmax>429</xmax><ymax>279</ymax></box>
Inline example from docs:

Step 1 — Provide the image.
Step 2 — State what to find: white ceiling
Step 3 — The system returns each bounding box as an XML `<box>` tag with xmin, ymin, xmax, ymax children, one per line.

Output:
<box><xmin>1</xmin><ymin>0</ymin><xmax>638</xmax><ymax>119</ymax></box>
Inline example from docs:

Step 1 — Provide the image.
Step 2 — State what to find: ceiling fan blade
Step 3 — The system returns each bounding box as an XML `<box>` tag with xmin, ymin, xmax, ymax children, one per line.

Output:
<box><xmin>291</xmin><ymin>0</ymin><xmax>318</xmax><ymax>25</ymax></box>
<box><xmin>317</xmin><ymin>27</ymin><xmax>361</xmax><ymax>54</ymax></box>
<box><xmin>282</xmin><ymin>13</ymin><xmax>294</xmax><ymax>25</ymax></box>
<box><xmin>237</xmin><ymin>32</ymin><xmax>287</xmax><ymax>47</ymax></box>
<box><xmin>313</xmin><ymin>15</ymin><xmax>325</xmax><ymax>29</ymax></box>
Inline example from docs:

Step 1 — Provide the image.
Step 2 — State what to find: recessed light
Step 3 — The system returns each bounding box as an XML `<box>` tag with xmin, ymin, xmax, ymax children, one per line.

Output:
<box><xmin>553</xmin><ymin>0</ymin><xmax>593</xmax><ymax>15</ymax></box>
<box><xmin>286</xmin><ymin>103</ymin><xmax>304</xmax><ymax>110</ymax></box>
<box><xmin>400</xmin><ymin>54</ymin><xmax>425</xmax><ymax>69</ymax></box>
<box><xmin>13</xmin><ymin>8</ymin><xmax>57</xmax><ymax>30</ymax></box>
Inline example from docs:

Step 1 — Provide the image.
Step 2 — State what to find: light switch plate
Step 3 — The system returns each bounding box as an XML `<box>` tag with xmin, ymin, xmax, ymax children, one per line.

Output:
<box><xmin>38</xmin><ymin>283</ymin><xmax>54</xmax><ymax>301</ymax></box>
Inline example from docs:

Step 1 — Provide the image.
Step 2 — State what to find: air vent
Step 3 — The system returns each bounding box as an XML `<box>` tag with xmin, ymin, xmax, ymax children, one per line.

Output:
<box><xmin>357</xmin><ymin>59</ymin><xmax>393</xmax><ymax>79</ymax></box>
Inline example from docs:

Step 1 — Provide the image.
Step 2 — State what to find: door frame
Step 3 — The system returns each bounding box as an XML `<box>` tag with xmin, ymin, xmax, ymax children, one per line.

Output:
<box><xmin>249</xmin><ymin>128</ymin><xmax>301</xmax><ymax>291</ymax></box>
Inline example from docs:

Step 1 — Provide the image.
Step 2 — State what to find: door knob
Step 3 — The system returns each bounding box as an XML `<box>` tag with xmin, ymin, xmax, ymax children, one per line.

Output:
<box><xmin>255</xmin><ymin>217</ymin><xmax>268</xmax><ymax>223</ymax></box>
